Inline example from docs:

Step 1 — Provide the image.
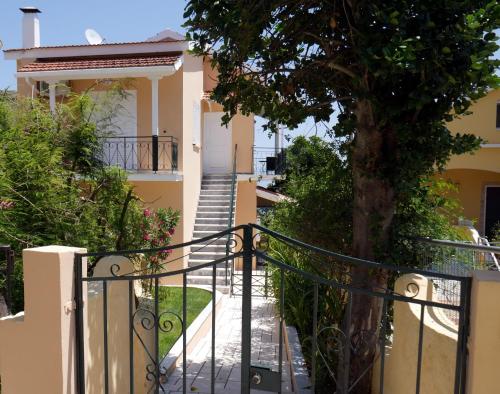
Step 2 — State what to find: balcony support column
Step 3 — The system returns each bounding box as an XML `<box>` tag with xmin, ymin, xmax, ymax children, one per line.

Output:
<box><xmin>149</xmin><ymin>76</ymin><xmax>161</xmax><ymax>137</ymax></box>
<box><xmin>45</xmin><ymin>80</ymin><xmax>59</xmax><ymax>114</ymax></box>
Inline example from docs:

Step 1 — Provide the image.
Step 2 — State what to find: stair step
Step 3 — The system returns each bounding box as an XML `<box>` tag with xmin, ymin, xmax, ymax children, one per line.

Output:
<box><xmin>195</xmin><ymin>218</ymin><xmax>228</xmax><ymax>224</ymax></box>
<box><xmin>202</xmin><ymin>181</ymin><xmax>232</xmax><ymax>185</ymax></box>
<box><xmin>200</xmin><ymin>190</ymin><xmax>233</xmax><ymax>195</ymax></box>
<box><xmin>201</xmin><ymin>183</ymin><xmax>231</xmax><ymax>191</ymax></box>
<box><xmin>196</xmin><ymin>211</ymin><xmax>233</xmax><ymax>218</ymax></box>
<box><xmin>189</xmin><ymin>250</ymin><xmax>228</xmax><ymax>258</ymax></box>
<box><xmin>187</xmin><ymin>267</ymin><xmax>228</xmax><ymax>277</ymax></box>
<box><xmin>194</xmin><ymin>224</ymin><xmax>228</xmax><ymax>231</ymax></box>
<box><xmin>199</xmin><ymin>195</ymin><xmax>231</xmax><ymax>201</ymax></box>
<box><xmin>198</xmin><ymin>201</ymin><xmax>233</xmax><ymax>207</ymax></box>
<box><xmin>192</xmin><ymin>238</ymin><xmax>228</xmax><ymax>245</ymax></box>
<box><xmin>187</xmin><ymin>276</ymin><xmax>227</xmax><ymax>285</ymax></box>
<box><xmin>190</xmin><ymin>244</ymin><xmax>227</xmax><ymax>253</ymax></box>
<box><xmin>188</xmin><ymin>260</ymin><xmax>230</xmax><ymax>275</ymax></box>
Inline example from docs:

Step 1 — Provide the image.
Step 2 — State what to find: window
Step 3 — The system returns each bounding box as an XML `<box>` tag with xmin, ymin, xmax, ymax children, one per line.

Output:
<box><xmin>497</xmin><ymin>102</ymin><xmax>500</xmax><ymax>129</ymax></box>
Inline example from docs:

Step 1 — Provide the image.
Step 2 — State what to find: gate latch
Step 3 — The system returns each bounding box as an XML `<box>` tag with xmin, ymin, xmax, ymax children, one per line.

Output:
<box><xmin>250</xmin><ymin>365</ymin><xmax>281</xmax><ymax>392</ymax></box>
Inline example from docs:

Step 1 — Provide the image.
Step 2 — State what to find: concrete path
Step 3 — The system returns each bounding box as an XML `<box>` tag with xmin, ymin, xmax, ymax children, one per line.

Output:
<box><xmin>164</xmin><ymin>295</ymin><xmax>293</xmax><ymax>393</ymax></box>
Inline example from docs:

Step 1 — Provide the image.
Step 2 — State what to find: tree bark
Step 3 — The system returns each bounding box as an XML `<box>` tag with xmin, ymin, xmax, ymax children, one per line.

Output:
<box><xmin>346</xmin><ymin>99</ymin><xmax>396</xmax><ymax>393</ymax></box>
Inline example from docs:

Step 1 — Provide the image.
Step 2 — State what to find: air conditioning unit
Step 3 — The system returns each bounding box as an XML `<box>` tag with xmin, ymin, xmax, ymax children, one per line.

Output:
<box><xmin>37</xmin><ymin>80</ymin><xmax>70</xmax><ymax>97</ymax></box>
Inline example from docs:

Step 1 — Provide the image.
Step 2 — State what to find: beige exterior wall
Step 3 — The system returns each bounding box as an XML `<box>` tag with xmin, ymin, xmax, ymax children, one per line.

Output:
<box><xmin>466</xmin><ymin>270</ymin><xmax>500</xmax><ymax>394</ymax></box>
<box><xmin>14</xmin><ymin>53</ymin><xmax>256</xmax><ymax>259</ymax></box>
<box><xmin>16</xmin><ymin>59</ymin><xmax>35</xmax><ymax>97</ymax></box>
<box><xmin>70</xmin><ymin>73</ymin><xmax>183</xmax><ymax>168</ymax></box>
<box><xmin>438</xmin><ymin>169</ymin><xmax>500</xmax><ymax>230</ymax></box>
<box><xmin>181</xmin><ymin>53</ymin><xmax>203</xmax><ymax>261</ymax></box>
<box><xmin>372</xmin><ymin>274</ymin><xmax>458</xmax><ymax>394</ymax></box>
<box><xmin>132</xmin><ymin>180</ymin><xmax>185</xmax><ymax>282</ymax></box>
<box><xmin>203</xmin><ymin>57</ymin><xmax>219</xmax><ymax>93</ymax></box>
<box><xmin>234</xmin><ymin>180</ymin><xmax>257</xmax><ymax>269</ymax></box>
<box><xmin>442</xmin><ymin>89</ymin><xmax>500</xmax><ymax>233</ymax></box>
<box><xmin>0</xmin><ymin>246</ymin><xmax>86</xmax><ymax>394</ymax></box>
<box><xmin>447</xmin><ymin>88</ymin><xmax>500</xmax><ymax>146</ymax></box>
<box><xmin>235</xmin><ymin>180</ymin><xmax>257</xmax><ymax>228</ymax></box>
<box><xmin>373</xmin><ymin>271</ymin><xmax>500</xmax><ymax>394</ymax></box>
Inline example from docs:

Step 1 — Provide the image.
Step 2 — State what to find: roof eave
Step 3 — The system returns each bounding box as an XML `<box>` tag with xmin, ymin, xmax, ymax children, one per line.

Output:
<box><xmin>16</xmin><ymin>57</ymin><xmax>183</xmax><ymax>81</ymax></box>
<box><xmin>4</xmin><ymin>41</ymin><xmax>190</xmax><ymax>61</ymax></box>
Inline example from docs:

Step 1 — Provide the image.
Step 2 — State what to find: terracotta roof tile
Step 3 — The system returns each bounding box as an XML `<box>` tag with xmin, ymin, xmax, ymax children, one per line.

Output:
<box><xmin>18</xmin><ymin>53</ymin><xmax>182</xmax><ymax>72</ymax></box>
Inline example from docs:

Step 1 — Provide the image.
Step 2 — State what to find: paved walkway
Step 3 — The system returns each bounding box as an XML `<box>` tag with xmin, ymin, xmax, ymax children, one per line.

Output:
<box><xmin>164</xmin><ymin>295</ymin><xmax>293</xmax><ymax>393</ymax></box>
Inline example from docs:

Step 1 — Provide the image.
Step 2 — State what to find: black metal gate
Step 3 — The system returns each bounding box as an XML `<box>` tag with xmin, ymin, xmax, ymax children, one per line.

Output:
<box><xmin>74</xmin><ymin>224</ymin><xmax>470</xmax><ymax>394</ymax></box>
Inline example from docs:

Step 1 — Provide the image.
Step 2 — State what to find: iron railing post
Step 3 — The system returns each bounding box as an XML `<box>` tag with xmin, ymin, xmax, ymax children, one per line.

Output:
<box><xmin>172</xmin><ymin>142</ymin><xmax>178</xmax><ymax>171</ymax></box>
<box><xmin>226</xmin><ymin>145</ymin><xmax>237</xmax><ymax>287</ymax></box>
<box><xmin>240</xmin><ymin>225</ymin><xmax>253</xmax><ymax>394</ymax></box>
<box><xmin>454</xmin><ymin>276</ymin><xmax>472</xmax><ymax>394</ymax></box>
<box><xmin>152</xmin><ymin>135</ymin><xmax>159</xmax><ymax>173</ymax></box>
<box><xmin>74</xmin><ymin>253</ymin><xmax>85</xmax><ymax>394</ymax></box>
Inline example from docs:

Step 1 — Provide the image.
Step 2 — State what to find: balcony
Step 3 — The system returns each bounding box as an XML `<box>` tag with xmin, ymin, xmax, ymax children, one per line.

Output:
<box><xmin>253</xmin><ymin>147</ymin><xmax>286</xmax><ymax>176</ymax></box>
<box><xmin>99</xmin><ymin>136</ymin><xmax>178</xmax><ymax>173</ymax></box>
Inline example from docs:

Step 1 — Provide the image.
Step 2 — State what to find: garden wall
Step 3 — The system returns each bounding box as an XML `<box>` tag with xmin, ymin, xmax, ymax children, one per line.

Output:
<box><xmin>372</xmin><ymin>271</ymin><xmax>500</xmax><ymax>394</ymax></box>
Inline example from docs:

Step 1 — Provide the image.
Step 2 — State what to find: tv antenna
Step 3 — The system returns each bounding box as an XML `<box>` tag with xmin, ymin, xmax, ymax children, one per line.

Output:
<box><xmin>85</xmin><ymin>28</ymin><xmax>105</xmax><ymax>45</ymax></box>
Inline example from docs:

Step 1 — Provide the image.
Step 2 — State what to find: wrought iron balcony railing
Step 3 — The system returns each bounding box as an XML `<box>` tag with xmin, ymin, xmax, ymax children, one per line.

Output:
<box><xmin>99</xmin><ymin>136</ymin><xmax>178</xmax><ymax>173</ymax></box>
<box><xmin>253</xmin><ymin>147</ymin><xmax>286</xmax><ymax>176</ymax></box>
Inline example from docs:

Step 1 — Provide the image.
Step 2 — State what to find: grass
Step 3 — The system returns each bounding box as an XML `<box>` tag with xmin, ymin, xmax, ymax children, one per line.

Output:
<box><xmin>155</xmin><ymin>286</ymin><xmax>212</xmax><ymax>357</ymax></box>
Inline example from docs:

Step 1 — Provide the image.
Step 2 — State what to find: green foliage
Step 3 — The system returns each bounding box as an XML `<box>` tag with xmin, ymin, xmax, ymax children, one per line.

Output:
<box><xmin>266</xmin><ymin>136</ymin><xmax>352</xmax><ymax>252</ymax></box>
<box><xmin>185</xmin><ymin>0</ymin><xmax>498</xmax><ymax>191</ymax></box>
<box><xmin>0</xmin><ymin>92</ymin><xmax>179</xmax><ymax>313</ymax></box>
<box><xmin>264</xmin><ymin>136</ymin><xmax>464</xmax><ymax>390</ymax></box>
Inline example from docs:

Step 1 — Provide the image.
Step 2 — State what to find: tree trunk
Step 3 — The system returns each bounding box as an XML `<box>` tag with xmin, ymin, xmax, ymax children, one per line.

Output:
<box><xmin>345</xmin><ymin>99</ymin><xmax>396</xmax><ymax>393</ymax></box>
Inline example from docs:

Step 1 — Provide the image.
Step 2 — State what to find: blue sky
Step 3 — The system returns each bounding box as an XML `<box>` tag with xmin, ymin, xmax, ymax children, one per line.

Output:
<box><xmin>0</xmin><ymin>0</ymin><xmax>334</xmax><ymax>147</ymax></box>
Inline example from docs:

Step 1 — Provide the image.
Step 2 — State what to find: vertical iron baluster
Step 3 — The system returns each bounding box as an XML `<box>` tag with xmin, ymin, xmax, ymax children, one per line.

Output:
<box><xmin>264</xmin><ymin>266</ymin><xmax>269</xmax><ymax>299</ymax></box>
<box><xmin>379</xmin><ymin>297</ymin><xmax>389</xmax><ymax>394</ymax></box>
<box><xmin>129</xmin><ymin>280</ymin><xmax>135</xmax><ymax>394</ymax></box>
<box><xmin>241</xmin><ymin>225</ymin><xmax>253</xmax><ymax>394</ymax></box>
<box><xmin>123</xmin><ymin>137</ymin><xmax>127</xmax><ymax>170</ymax></box>
<box><xmin>154</xmin><ymin>277</ymin><xmax>159</xmax><ymax>394</ymax></box>
<box><xmin>211</xmin><ymin>260</ymin><xmax>216</xmax><ymax>394</ymax></box>
<box><xmin>342</xmin><ymin>293</ymin><xmax>352</xmax><ymax>394</ymax></box>
<box><xmin>454</xmin><ymin>277</ymin><xmax>471</xmax><ymax>394</ymax></box>
<box><xmin>415</xmin><ymin>305</ymin><xmax>425</xmax><ymax>394</ymax></box>
<box><xmin>103</xmin><ymin>280</ymin><xmax>109</xmax><ymax>394</ymax></box>
<box><xmin>311</xmin><ymin>283</ymin><xmax>319</xmax><ymax>393</ymax></box>
<box><xmin>183</xmin><ymin>273</ymin><xmax>187</xmax><ymax>394</ymax></box>
<box><xmin>278</xmin><ymin>268</ymin><xmax>285</xmax><ymax>394</ymax></box>
<box><xmin>74</xmin><ymin>254</ymin><xmax>85</xmax><ymax>394</ymax></box>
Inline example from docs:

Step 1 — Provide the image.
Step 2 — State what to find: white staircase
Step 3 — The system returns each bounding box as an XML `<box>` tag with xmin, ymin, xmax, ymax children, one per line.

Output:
<box><xmin>187</xmin><ymin>174</ymin><xmax>236</xmax><ymax>286</ymax></box>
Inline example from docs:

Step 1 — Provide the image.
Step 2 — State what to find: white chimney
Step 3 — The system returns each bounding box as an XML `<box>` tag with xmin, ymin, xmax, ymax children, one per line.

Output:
<box><xmin>20</xmin><ymin>7</ymin><xmax>41</xmax><ymax>48</ymax></box>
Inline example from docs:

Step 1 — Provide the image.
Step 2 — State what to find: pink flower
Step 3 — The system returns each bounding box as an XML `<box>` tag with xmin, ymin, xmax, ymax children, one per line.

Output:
<box><xmin>168</xmin><ymin>228</ymin><xmax>175</xmax><ymax>236</ymax></box>
<box><xmin>143</xmin><ymin>233</ymin><xmax>151</xmax><ymax>241</ymax></box>
<box><xmin>143</xmin><ymin>209</ymin><xmax>151</xmax><ymax>217</ymax></box>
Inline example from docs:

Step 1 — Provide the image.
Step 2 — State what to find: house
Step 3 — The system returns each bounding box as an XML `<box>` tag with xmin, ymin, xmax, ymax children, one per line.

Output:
<box><xmin>440</xmin><ymin>88</ymin><xmax>500</xmax><ymax>240</ymax></box>
<box><xmin>4</xmin><ymin>7</ymin><xmax>257</xmax><ymax>283</ymax></box>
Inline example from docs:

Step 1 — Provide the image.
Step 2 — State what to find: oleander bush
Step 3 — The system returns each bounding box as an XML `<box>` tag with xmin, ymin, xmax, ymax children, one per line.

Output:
<box><xmin>0</xmin><ymin>90</ymin><xmax>179</xmax><ymax>314</ymax></box>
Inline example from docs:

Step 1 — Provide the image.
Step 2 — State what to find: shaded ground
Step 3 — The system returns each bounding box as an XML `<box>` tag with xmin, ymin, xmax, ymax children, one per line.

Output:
<box><xmin>163</xmin><ymin>295</ymin><xmax>293</xmax><ymax>393</ymax></box>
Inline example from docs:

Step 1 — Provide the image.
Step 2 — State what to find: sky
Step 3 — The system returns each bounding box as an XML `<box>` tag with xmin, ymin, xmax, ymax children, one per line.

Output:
<box><xmin>0</xmin><ymin>0</ymin><xmax>333</xmax><ymax>147</ymax></box>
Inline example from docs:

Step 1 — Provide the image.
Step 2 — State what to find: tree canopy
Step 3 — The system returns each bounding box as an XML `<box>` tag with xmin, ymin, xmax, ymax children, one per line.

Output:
<box><xmin>185</xmin><ymin>1</ymin><xmax>499</xmax><ymax>391</ymax></box>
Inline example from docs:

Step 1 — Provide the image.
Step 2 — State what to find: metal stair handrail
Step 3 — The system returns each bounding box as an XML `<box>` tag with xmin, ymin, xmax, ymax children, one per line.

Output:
<box><xmin>226</xmin><ymin>144</ymin><xmax>237</xmax><ymax>286</ymax></box>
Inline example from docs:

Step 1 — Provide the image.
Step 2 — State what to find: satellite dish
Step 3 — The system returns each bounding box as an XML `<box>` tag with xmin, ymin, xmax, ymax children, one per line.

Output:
<box><xmin>85</xmin><ymin>28</ymin><xmax>104</xmax><ymax>45</ymax></box>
